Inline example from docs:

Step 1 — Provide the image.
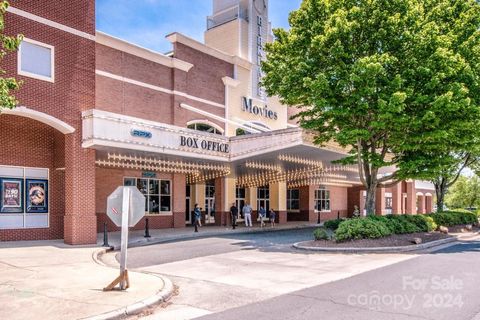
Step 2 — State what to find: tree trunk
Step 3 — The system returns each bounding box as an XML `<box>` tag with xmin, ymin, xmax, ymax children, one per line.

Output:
<box><xmin>434</xmin><ymin>179</ymin><xmax>447</xmax><ymax>212</ymax></box>
<box><xmin>365</xmin><ymin>183</ymin><xmax>377</xmax><ymax>215</ymax></box>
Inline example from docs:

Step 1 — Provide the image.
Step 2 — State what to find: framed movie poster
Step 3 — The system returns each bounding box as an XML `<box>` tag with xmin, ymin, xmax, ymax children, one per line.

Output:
<box><xmin>26</xmin><ymin>179</ymin><xmax>48</xmax><ymax>213</ymax></box>
<box><xmin>0</xmin><ymin>178</ymin><xmax>23</xmax><ymax>213</ymax></box>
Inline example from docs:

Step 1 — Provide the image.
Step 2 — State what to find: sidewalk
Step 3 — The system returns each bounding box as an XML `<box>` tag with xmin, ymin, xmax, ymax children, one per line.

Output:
<box><xmin>0</xmin><ymin>240</ymin><xmax>172</xmax><ymax>320</ymax></box>
<box><xmin>98</xmin><ymin>221</ymin><xmax>319</xmax><ymax>249</ymax></box>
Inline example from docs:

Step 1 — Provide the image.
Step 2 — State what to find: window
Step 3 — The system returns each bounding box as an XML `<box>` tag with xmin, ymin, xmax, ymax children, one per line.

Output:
<box><xmin>187</xmin><ymin>122</ymin><xmax>223</xmax><ymax>135</ymax></box>
<box><xmin>287</xmin><ymin>189</ymin><xmax>299</xmax><ymax>210</ymax></box>
<box><xmin>205</xmin><ymin>180</ymin><xmax>215</xmax><ymax>198</ymax></box>
<box><xmin>385</xmin><ymin>195</ymin><xmax>393</xmax><ymax>215</ymax></box>
<box><xmin>123</xmin><ymin>177</ymin><xmax>171</xmax><ymax>214</ymax></box>
<box><xmin>315</xmin><ymin>187</ymin><xmax>330</xmax><ymax>212</ymax></box>
<box><xmin>257</xmin><ymin>186</ymin><xmax>269</xmax><ymax>200</ymax></box>
<box><xmin>18</xmin><ymin>38</ymin><xmax>54</xmax><ymax>82</ymax></box>
<box><xmin>235</xmin><ymin>186</ymin><xmax>245</xmax><ymax>215</ymax></box>
<box><xmin>257</xmin><ymin>186</ymin><xmax>270</xmax><ymax>213</ymax></box>
<box><xmin>386</xmin><ymin>197</ymin><xmax>393</xmax><ymax>210</ymax></box>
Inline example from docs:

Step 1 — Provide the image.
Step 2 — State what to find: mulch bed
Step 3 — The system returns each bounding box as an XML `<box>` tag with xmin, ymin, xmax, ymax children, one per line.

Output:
<box><xmin>304</xmin><ymin>232</ymin><xmax>452</xmax><ymax>248</ymax></box>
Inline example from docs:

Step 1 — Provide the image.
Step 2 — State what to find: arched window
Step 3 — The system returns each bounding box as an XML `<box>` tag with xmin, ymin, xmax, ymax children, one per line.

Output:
<box><xmin>250</xmin><ymin>121</ymin><xmax>271</xmax><ymax>131</ymax></box>
<box><xmin>235</xmin><ymin>121</ymin><xmax>270</xmax><ymax>136</ymax></box>
<box><xmin>187</xmin><ymin>120</ymin><xmax>224</xmax><ymax>135</ymax></box>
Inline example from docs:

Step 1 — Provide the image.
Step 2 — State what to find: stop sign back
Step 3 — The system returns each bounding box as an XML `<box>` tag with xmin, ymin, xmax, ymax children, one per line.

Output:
<box><xmin>106</xmin><ymin>186</ymin><xmax>145</xmax><ymax>227</ymax></box>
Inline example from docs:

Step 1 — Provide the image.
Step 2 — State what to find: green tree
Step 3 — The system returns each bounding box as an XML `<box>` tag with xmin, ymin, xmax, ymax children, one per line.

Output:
<box><xmin>0</xmin><ymin>1</ymin><xmax>22</xmax><ymax>109</ymax></box>
<box><xmin>262</xmin><ymin>0</ymin><xmax>480</xmax><ymax>214</ymax></box>
<box><xmin>431</xmin><ymin>151</ymin><xmax>480</xmax><ymax>211</ymax></box>
<box><xmin>445</xmin><ymin>175</ymin><xmax>480</xmax><ymax>209</ymax></box>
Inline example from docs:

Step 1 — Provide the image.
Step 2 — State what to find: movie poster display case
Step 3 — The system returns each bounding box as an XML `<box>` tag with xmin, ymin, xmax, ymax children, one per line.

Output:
<box><xmin>0</xmin><ymin>166</ymin><xmax>49</xmax><ymax>229</ymax></box>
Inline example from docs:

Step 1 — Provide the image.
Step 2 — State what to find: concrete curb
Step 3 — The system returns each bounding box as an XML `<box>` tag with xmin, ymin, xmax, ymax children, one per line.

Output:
<box><xmin>85</xmin><ymin>248</ymin><xmax>175</xmax><ymax>320</ymax></box>
<box><xmin>92</xmin><ymin>247</ymin><xmax>113</xmax><ymax>267</ymax></box>
<box><xmin>112</xmin><ymin>224</ymin><xmax>318</xmax><ymax>250</ymax></box>
<box><xmin>292</xmin><ymin>236</ymin><xmax>458</xmax><ymax>253</ymax></box>
<box><xmin>455</xmin><ymin>231</ymin><xmax>480</xmax><ymax>241</ymax></box>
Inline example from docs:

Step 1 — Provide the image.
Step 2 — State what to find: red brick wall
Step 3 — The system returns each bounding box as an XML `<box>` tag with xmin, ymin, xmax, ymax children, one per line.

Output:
<box><xmin>95</xmin><ymin>167</ymin><xmax>187</xmax><ymax>232</ymax></box>
<box><xmin>0</xmin><ymin>116</ymin><xmax>64</xmax><ymax>241</ymax></box>
<box><xmin>9</xmin><ymin>0</ymin><xmax>95</xmax><ymax>35</ymax></box>
<box><xmin>291</xmin><ymin>186</ymin><xmax>313</xmax><ymax>222</ymax></box>
<box><xmin>4</xmin><ymin>6</ymin><xmax>95</xmax><ymax>123</ymax></box>
<box><xmin>347</xmin><ymin>186</ymin><xmax>365</xmax><ymax>217</ymax></box>
<box><xmin>96</xmin><ymin>44</ymin><xmax>174</xmax><ymax>90</ymax></box>
<box><xmin>293</xmin><ymin>185</ymin><xmax>349</xmax><ymax>223</ymax></box>
<box><xmin>95</xmin><ymin>42</ymin><xmax>228</xmax><ymax>131</ymax></box>
<box><xmin>173</xmin><ymin>43</ymin><xmax>233</xmax><ymax>106</ymax></box>
<box><xmin>3</xmin><ymin>1</ymin><xmax>96</xmax><ymax>244</ymax></box>
<box><xmin>320</xmin><ymin>186</ymin><xmax>349</xmax><ymax>221</ymax></box>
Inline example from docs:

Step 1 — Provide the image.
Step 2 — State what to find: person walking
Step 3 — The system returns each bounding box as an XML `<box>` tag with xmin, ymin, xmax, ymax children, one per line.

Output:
<box><xmin>258</xmin><ymin>206</ymin><xmax>266</xmax><ymax>228</ymax></box>
<box><xmin>269</xmin><ymin>208</ymin><xmax>276</xmax><ymax>227</ymax></box>
<box><xmin>243</xmin><ymin>202</ymin><xmax>253</xmax><ymax>227</ymax></box>
<box><xmin>194</xmin><ymin>203</ymin><xmax>202</xmax><ymax>232</ymax></box>
<box><xmin>230</xmin><ymin>202</ymin><xmax>238</xmax><ymax>230</ymax></box>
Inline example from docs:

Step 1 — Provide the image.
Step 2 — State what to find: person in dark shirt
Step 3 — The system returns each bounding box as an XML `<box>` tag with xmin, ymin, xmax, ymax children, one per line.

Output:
<box><xmin>194</xmin><ymin>203</ymin><xmax>202</xmax><ymax>232</ymax></box>
<box><xmin>230</xmin><ymin>203</ymin><xmax>238</xmax><ymax>230</ymax></box>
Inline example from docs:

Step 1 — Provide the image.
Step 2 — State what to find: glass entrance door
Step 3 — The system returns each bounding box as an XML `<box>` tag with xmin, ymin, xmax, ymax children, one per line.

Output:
<box><xmin>205</xmin><ymin>197</ymin><xmax>215</xmax><ymax>224</ymax></box>
<box><xmin>236</xmin><ymin>186</ymin><xmax>245</xmax><ymax>222</ymax></box>
<box><xmin>185</xmin><ymin>185</ymin><xmax>191</xmax><ymax>224</ymax></box>
<box><xmin>205</xmin><ymin>180</ymin><xmax>215</xmax><ymax>224</ymax></box>
<box><xmin>257</xmin><ymin>186</ymin><xmax>270</xmax><ymax>219</ymax></box>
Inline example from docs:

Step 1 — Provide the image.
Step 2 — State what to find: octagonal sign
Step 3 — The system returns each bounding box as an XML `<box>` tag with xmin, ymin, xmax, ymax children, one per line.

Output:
<box><xmin>106</xmin><ymin>186</ymin><xmax>145</xmax><ymax>227</ymax></box>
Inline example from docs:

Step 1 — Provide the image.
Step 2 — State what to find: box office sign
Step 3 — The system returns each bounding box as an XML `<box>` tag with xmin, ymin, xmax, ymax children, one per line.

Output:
<box><xmin>180</xmin><ymin>136</ymin><xmax>230</xmax><ymax>153</ymax></box>
<box><xmin>26</xmin><ymin>179</ymin><xmax>48</xmax><ymax>213</ymax></box>
<box><xmin>0</xmin><ymin>178</ymin><xmax>23</xmax><ymax>213</ymax></box>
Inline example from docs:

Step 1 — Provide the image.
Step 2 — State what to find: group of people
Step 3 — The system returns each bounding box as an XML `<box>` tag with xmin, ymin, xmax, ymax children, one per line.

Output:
<box><xmin>192</xmin><ymin>202</ymin><xmax>277</xmax><ymax>232</ymax></box>
<box><xmin>230</xmin><ymin>203</ymin><xmax>276</xmax><ymax>229</ymax></box>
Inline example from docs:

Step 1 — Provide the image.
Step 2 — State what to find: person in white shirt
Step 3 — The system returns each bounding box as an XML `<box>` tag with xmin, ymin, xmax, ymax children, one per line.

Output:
<box><xmin>242</xmin><ymin>203</ymin><xmax>253</xmax><ymax>227</ymax></box>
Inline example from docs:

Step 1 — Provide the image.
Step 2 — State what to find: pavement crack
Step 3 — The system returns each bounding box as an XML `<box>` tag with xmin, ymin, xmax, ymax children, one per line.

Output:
<box><xmin>0</xmin><ymin>260</ymin><xmax>36</xmax><ymax>272</ymax></box>
<box><xmin>4</xmin><ymin>286</ymin><xmax>121</xmax><ymax>308</ymax></box>
<box><xmin>288</xmin><ymin>293</ymin><xmax>432</xmax><ymax>320</ymax></box>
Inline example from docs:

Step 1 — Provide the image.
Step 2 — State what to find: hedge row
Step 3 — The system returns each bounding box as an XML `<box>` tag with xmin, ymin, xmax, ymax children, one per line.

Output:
<box><xmin>426</xmin><ymin>211</ymin><xmax>477</xmax><ymax>227</ymax></box>
<box><xmin>330</xmin><ymin>211</ymin><xmax>477</xmax><ymax>242</ymax></box>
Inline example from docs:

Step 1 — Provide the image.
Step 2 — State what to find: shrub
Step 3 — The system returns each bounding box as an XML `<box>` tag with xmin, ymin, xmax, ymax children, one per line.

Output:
<box><xmin>313</xmin><ymin>228</ymin><xmax>329</xmax><ymax>240</ymax></box>
<box><xmin>423</xmin><ymin>216</ymin><xmax>437</xmax><ymax>232</ymax></box>
<box><xmin>403</xmin><ymin>215</ymin><xmax>437</xmax><ymax>232</ymax></box>
<box><xmin>385</xmin><ymin>215</ymin><xmax>420</xmax><ymax>234</ymax></box>
<box><xmin>451</xmin><ymin>208</ymin><xmax>472</xmax><ymax>214</ymax></box>
<box><xmin>475</xmin><ymin>209</ymin><xmax>480</xmax><ymax>218</ymax></box>
<box><xmin>426</xmin><ymin>211</ymin><xmax>478</xmax><ymax>227</ymax></box>
<box><xmin>335</xmin><ymin>218</ymin><xmax>392</xmax><ymax>242</ymax></box>
<box><xmin>368</xmin><ymin>215</ymin><xmax>419</xmax><ymax>233</ymax></box>
<box><xmin>323</xmin><ymin>218</ymin><xmax>344</xmax><ymax>230</ymax></box>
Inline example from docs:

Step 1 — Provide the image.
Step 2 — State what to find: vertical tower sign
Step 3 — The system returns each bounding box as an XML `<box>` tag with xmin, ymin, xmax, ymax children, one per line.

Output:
<box><xmin>252</xmin><ymin>0</ymin><xmax>268</xmax><ymax>100</ymax></box>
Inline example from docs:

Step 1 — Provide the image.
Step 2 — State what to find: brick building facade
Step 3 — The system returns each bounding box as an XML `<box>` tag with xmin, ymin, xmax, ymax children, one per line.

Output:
<box><xmin>0</xmin><ymin>0</ymin><xmax>434</xmax><ymax>244</ymax></box>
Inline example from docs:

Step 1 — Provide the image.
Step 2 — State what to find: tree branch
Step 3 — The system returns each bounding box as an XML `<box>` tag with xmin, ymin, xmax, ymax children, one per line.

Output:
<box><xmin>446</xmin><ymin>153</ymin><xmax>471</xmax><ymax>188</ymax></box>
<box><xmin>377</xmin><ymin>172</ymin><xmax>396</xmax><ymax>184</ymax></box>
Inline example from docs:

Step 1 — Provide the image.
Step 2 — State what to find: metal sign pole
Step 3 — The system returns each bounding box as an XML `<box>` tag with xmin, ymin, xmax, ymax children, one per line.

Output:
<box><xmin>104</xmin><ymin>186</ymin><xmax>144</xmax><ymax>291</ymax></box>
<box><xmin>119</xmin><ymin>187</ymin><xmax>130</xmax><ymax>290</ymax></box>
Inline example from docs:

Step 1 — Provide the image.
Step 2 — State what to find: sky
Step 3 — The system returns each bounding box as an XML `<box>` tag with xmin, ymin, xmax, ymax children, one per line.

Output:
<box><xmin>96</xmin><ymin>0</ymin><xmax>302</xmax><ymax>54</ymax></box>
